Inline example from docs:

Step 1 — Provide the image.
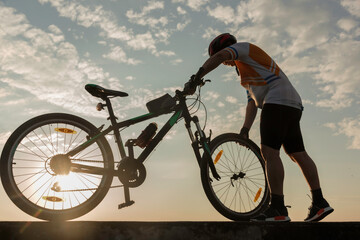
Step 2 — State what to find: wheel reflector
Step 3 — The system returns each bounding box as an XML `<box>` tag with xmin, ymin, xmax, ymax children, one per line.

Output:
<box><xmin>214</xmin><ymin>150</ymin><xmax>223</xmax><ymax>164</ymax></box>
<box><xmin>42</xmin><ymin>196</ymin><xmax>64</xmax><ymax>202</ymax></box>
<box><xmin>254</xmin><ymin>187</ymin><xmax>262</xmax><ymax>202</ymax></box>
<box><xmin>55</xmin><ymin>128</ymin><xmax>77</xmax><ymax>134</ymax></box>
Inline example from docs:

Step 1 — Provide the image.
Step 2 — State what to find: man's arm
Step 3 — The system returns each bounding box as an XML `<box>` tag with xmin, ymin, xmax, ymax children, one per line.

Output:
<box><xmin>196</xmin><ymin>50</ymin><xmax>233</xmax><ymax>79</ymax></box>
<box><xmin>240</xmin><ymin>100</ymin><xmax>257</xmax><ymax>139</ymax></box>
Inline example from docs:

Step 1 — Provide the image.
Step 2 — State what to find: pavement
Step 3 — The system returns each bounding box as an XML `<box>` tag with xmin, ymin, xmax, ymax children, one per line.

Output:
<box><xmin>1</xmin><ymin>221</ymin><xmax>359</xmax><ymax>240</ymax></box>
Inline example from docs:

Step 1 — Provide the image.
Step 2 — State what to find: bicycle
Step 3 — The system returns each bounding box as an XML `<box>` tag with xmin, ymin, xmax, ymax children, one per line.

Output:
<box><xmin>0</xmin><ymin>78</ymin><xmax>269</xmax><ymax>221</ymax></box>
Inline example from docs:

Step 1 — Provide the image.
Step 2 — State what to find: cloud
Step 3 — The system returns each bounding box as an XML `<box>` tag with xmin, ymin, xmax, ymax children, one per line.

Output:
<box><xmin>126</xmin><ymin>1</ymin><xmax>168</xmax><ymax>28</ymax></box>
<box><xmin>177</xmin><ymin>6</ymin><xmax>186</xmax><ymax>15</ymax></box>
<box><xmin>0</xmin><ymin>5</ymin><xmax>111</xmax><ymax>117</ymax></box>
<box><xmin>38</xmin><ymin>0</ymin><xmax>175</xmax><ymax>57</ymax></box>
<box><xmin>221</xmin><ymin>70</ymin><xmax>238</xmax><ymax>82</ymax></box>
<box><xmin>314</xmin><ymin>39</ymin><xmax>360</xmax><ymax>109</ymax></box>
<box><xmin>102</xmin><ymin>46</ymin><xmax>142</xmax><ymax>65</ymax></box>
<box><xmin>176</xmin><ymin>19</ymin><xmax>191</xmax><ymax>31</ymax></box>
<box><xmin>205</xmin><ymin>0</ymin><xmax>360</xmax><ymax>111</ymax></box>
<box><xmin>127</xmin><ymin>32</ymin><xmax>156</xmax><ymax>51</ymax></box>
<box><xmin>203</xmin><ymin>91</ymin><xmax>220</xmax><ymax>102</ymax></box>
<box><xmin>202</xmin><ymin>27</ymin><xmax>221</xmax><ymax>40</ymax></box>
<box><xmin>341</xmin><ymin>0</ymin><xmax>360</xmax><ymax>18</ymax></box>
<box><xmin>337</xmin><ymin>18</ymin><xmax>358</xmax><ymax>32</ymax></box>
<box><xmin>0</xmin><ymin>6</ymin><xmax>30</xmax><ymax>37</ymax></box>
<box><xmin>206</xmin><ymin>4</ymin><xmax>235</xmax><ymax>25</ymax></box>
<box><xmin>126</xmin><ymin>1</ymin><xmax>169</xmax><ymax>28</ymax></box>
<box><xmin>187</xmin><ymin>0</ymin><xmax>209</xmax><ymax>11</ymax></box>
<box><xmin>0</xmin><ymin>88</ymin><xmax>10</xmax><ymax>98</ymax></box>
<box><xmin>325</xmin><ymin>116</ymin><xmax>360</xmax><ymax>150</ymax></box>
<box><xmin>39</xmin><ymin>0</ymin><xmax>132</xmax><ymax>40</ymax></box>
<box><xmin>125</xmin><ymin>76</ymin><xmax>135</xmax><ymax>81</ymax></box>
<box><xmin>172</xmin><ymin>0</ymin><xmax>209</xmax><ymax>11</ymax></box>
<box><xmin>0</xmin><ymin>132</ymin><xmax>11</xmax><ymax>145</ymax></box>
<box><xmin>217</xmin><ymin>102</ymin><xmax>224</xmax><ymax>108</ymax></box>
<box><xmin>225</xmin><ymin>96</ymin><xmax>237</xmax><ymax>104</ymax></box>
<box><xmin>171</xmin><ymin>58</ymin><xmax>183</xmax><ymax>65</ymax></box>
<box><xmin>206</xmin><ymin>3</ymin><xmax>249</xmax><ymax>25</ymax></box>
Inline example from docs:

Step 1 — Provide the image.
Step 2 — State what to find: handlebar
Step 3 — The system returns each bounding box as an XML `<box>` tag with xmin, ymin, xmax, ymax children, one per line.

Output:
<box><xmin>176</xmin><ymin>78</ymin><xmax>211</xmax><ymax>99</ymax></box>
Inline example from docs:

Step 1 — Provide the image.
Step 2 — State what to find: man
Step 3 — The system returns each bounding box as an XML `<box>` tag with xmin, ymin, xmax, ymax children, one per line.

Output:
<box><xmin>189</xmin><ymin>33</ymin><xmax>333</xmax><ymax>222</ymax></box>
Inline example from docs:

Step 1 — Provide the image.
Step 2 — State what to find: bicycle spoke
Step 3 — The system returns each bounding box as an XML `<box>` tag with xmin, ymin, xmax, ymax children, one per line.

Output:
<box><xmin>36</xmin><ymin>176</ymin><xmax>57</xmax><ymax>205</ymax></box>
<box><xmin>26</xmin><ymin>135</ymin><xmax>50</xmax><ymax>160</ymax></box>
<box><xmin>14</xmin><ymin>169</ymin><xmax>46</xmax><ymax>179</ymax></box>
<box><xmin>74</xmin><ymin>173</ymin><xmax>94</xmax><ymax>196</ymax></box>
<box><xmin>18</xmin><ymin>144</ymin><xmax>47</xmax><ymax>162</ymax></box>
<box><xmin>42</xmin><ymin>125</ymin><xmax>56</xmax><ymax>155</ymax></box>
<box><xmin>2</xmin><ymin>113</ymin><xmax>114</xmax><ymax>221</ymax></box>
<box><xmin>32</xmin><ymin>130</ymin><xmax>54</xmax><ymax>156</ymax></box>
<box><xmin>206</xmin><ymin>137</ymin><xmax>268</xmax><ymax>218</ymax></box>
<box><xmin>28</xmin><ymin>174</ymin><xmax>53</xmax><ymax>200</ymax></box>
<box><xmin>13</xmin><ymin>158</ymin><xmax>44</xmax><ymax>163</ymax></box>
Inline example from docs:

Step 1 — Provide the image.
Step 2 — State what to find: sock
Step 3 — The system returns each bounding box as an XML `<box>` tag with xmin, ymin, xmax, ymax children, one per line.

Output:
<box><xmin>311</xmin><ymin>188</ymin><xmax>324</xmax><ymax>204</ymax></box>
<box><xmin>271</xmin><ymin>194</ymin><xmax>285</xmax><ymax>209</ymax></box>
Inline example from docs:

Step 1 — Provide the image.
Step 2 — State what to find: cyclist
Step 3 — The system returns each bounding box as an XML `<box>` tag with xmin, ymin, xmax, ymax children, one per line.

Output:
<box><xmin>188</xmin><ymin>33</ymin><xmax>334</xmax><ymax>222</ymax></box>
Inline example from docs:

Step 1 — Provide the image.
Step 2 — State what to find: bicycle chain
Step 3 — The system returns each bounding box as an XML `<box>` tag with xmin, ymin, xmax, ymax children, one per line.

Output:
<box><xmin>56</xmin><ymin>185</ymin><xmax>124</xmax><ymax>192</ymax></box>
<box><xmin>53</xmin><ymin>159</ymin><xmax>121</xmax><ymax>192</ymax></box>
<box><xmin>71</xmin><ymin>159</ymin><xmax>120</xmax><ymax>163</ymax></box>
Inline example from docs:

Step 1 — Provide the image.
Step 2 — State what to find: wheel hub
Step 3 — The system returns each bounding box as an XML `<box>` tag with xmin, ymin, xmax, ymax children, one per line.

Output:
<box><xmin>49</xmin><ymin>154</ymin><xmax>71</xmax><ymax>175</ymax></box>
<box><xmin>231</xmin><ymin>171</ymin><xmax>246</xmax><ymax>180</ymax></box>
<box><xmin>230</xmin><ymin>171</ymin><xmax>246</xmax><ymax>186</ymax></box>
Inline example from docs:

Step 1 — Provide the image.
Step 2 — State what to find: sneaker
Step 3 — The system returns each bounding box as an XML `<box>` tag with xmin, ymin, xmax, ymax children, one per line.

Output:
<box><xmin>304</xmin><ymin>199</ymin><xmax>334</xmax><ymax>222</ymax></box>
<box><xmin>251</xmin><ymin>205</ymin><xmax>291</xmax><ymax>222</ymax></box>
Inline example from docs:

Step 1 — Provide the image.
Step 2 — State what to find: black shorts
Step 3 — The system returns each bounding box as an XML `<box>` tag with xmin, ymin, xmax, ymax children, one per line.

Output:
<box><xmin>260</xmin><ymin>103</ymin><xmax>305</xmax><ymax>154</ymax></box>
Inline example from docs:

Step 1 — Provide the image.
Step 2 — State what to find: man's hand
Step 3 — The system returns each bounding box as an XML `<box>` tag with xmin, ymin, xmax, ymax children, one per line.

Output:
<box><xmin>239</xmin><ymin>127</ymin><xmax>249</xmax><ymax>139</ymax></box>
<box><xmin>184</xmin><ymin>74</ymin><xmax>201</xmax><ymax>95</ymax></box>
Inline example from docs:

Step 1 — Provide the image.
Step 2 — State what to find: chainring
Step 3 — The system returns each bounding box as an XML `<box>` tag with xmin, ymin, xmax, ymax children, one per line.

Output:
<box><xmin>117</xmin><ymin>157</ymin><xmax>146</xmax><ymax>188</ymax></box>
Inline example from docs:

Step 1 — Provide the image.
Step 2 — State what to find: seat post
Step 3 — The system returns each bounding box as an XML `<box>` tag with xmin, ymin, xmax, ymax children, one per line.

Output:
<box><xmin>104</xmin><ymin>97</ymin><xmax>127</xmax><ymax>158</ymax></box>
<box><xmin>104</xmin><ymin>98</ymin><xmax>117</xmax><ymax>125</ymax></box>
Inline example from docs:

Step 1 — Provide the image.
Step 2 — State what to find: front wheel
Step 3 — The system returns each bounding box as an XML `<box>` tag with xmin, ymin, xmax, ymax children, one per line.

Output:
<box><xmin>201</xmin><ymin>133</ymin><xmax>269</xmax><ymax>221</ymax></box>
<box><xmin>0</xmin><ymin>113</ymin><xmax>114</xmax><ymax>221</ymax></box>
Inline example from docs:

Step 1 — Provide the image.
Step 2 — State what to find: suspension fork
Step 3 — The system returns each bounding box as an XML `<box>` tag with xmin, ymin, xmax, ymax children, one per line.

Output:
<box><xmin>182</xmin><ymin>106</ymin><xmax>220</xmax><ymax>180</ymax></box>
<box><xmin>192</xmin><ymin>116</ymin><xmax>220</xmax><ymax>180</ymax></box>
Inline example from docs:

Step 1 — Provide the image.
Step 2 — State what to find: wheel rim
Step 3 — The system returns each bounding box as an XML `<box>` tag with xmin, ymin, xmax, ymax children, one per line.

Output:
<box><xmin>208</xmin><ymin>139</ymin><xmax>267</xmax><ymax>216</ymax></box>
<box><xmin>8</xmin><ymin>120</ymin><xmax>110</xmax><ymax>213</ymax></box>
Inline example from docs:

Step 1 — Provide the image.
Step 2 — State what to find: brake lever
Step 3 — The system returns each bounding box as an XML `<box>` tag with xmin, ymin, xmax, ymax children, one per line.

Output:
<box><xmin>200</xmin><ymin>79</ymin><xmax>211</xmax><ymax>87</ymax></box>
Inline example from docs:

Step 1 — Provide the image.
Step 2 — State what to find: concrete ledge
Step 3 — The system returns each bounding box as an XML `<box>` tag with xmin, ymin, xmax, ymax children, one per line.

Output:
<box><xmin>1</xmin><ymin>221</ymin><xmax>359</xmax><ymax>240</ymax></box>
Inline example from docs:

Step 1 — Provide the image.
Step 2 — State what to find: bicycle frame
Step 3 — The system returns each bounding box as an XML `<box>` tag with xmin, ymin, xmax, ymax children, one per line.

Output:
<box><xmin>66</xmin><ymin>92</ymin><xmax>218</xmax><ymax>179</ymax></box>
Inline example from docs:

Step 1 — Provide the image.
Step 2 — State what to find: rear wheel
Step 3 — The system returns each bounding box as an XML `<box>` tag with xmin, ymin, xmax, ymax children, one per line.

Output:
<box><xmin>201</xmin><ymin>133</ymin><xmax>269</xmax><ymax>221</ymax></box>
<box><xmin>0</xmin><ymin>113</ymin><xmax>114</xmax><ymax>221</ymax></box>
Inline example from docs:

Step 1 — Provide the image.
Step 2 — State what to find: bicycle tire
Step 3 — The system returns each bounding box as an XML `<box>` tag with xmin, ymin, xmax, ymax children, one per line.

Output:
<box><xmin>0</xmin><ymin>113</ymin><xmax>114</xmax><ymax>221</ymax></box>
<box><xmin>201</xmin><ymin>133</ymin><xmax>269</xmax><ymax>221</ymax></box>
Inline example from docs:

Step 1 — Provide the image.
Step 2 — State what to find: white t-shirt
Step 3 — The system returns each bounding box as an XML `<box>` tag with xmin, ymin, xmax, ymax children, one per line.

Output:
<box><xmin>224</xmin><ymin>42</ymin><xmax>303</xmax><ymax>110</ymax></box>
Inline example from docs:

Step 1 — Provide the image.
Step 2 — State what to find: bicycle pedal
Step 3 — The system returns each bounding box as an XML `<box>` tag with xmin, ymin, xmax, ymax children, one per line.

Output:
<box><xmin>118</xmin><ymin>200</ymin><xmax>135</xmax><ymax>209</ymax></box>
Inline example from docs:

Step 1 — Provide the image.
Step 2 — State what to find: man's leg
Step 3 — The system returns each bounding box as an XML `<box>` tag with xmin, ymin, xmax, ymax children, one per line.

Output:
<box><xmin>261</xmin><ymin>144</ymin><xmax>284</xmax><ymax>195</ymax></box>
<box><xmin>251</xmin><ymin>104</ymin><xmax>290</xmax><ymax>221</ymax></box>
<box><xmin>288</xmin><ymin>151</ymin><xmax>320</xmax><ymax>190</ymax></box>
<box><xmin>251</xmin><ymin>144</ymin><xmax>290</xmax><ymax>221</ymax></box>
<box><xmin>288</xmin><ymin>151</ymin><xmax>334</xmax><ymax>221</ymax></box>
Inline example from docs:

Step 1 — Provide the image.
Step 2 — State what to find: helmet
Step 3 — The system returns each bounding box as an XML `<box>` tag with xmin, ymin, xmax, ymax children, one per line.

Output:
<box><xmin>208</xmin><ymin>33</ymin><xmax>237</xmax><ymax>56</ymax></box>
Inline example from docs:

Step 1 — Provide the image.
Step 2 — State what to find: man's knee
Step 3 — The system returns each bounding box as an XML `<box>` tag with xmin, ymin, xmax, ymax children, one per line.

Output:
<box><xmin>288</xmin><ymin>151</ymin><xmax>308</xmax><ymax>163</ymax></box>
<box><xmin>261</xmin><ymin>144</ymin><xmax>280</xmax><ymax>160</ymax></box>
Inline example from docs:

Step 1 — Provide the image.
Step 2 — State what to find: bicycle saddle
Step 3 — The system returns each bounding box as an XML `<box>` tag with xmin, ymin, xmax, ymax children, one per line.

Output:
<box><xmin>85</xmin><ymin>84</ymin><xmax>128</xmax><ymax>99</ymax></box>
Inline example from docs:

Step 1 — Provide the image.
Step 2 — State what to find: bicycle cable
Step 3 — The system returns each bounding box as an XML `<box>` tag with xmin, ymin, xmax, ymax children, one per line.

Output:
<box><xmin>182</xmin><ymin>87</ymin><xmax>208</xmax><ymax>131</ymax></box>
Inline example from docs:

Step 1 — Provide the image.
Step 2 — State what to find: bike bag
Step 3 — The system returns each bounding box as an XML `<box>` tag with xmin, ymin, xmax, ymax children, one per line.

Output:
<box><xmin>146</xmin><ymin>94</ymin><xmax>176</xmax><ymax>113</ymax></box>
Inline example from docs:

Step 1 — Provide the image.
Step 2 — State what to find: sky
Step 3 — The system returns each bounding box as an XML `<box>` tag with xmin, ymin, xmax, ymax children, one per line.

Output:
<box><xmin>0</xmin><ymin>0</ymin><xmax>359</xmax><ymax>222</ymax></box>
